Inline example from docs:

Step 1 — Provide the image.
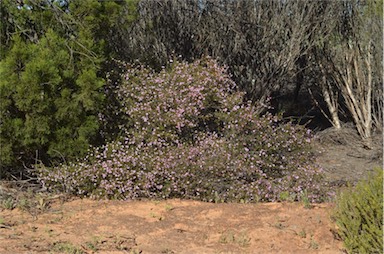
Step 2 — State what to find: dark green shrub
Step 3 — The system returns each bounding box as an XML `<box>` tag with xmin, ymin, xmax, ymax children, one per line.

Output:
<box><xmin>0</xmin><ymin>0</ymin><xmax>138</xmax><ymax>177</ymax></box>
<box><xmin>0</xmin><ymin>30</ymin><xmax>104</xmax><ymax>176</ymax></box>
<box><xmin>333</xmin><ymin>168</ymin><xmax>383</xmax><ymax>254</ymax></box>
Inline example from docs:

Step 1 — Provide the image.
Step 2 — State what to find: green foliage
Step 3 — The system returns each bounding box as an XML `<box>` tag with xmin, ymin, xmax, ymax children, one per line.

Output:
<box><xmin>69</xmin><ymin>0</ymin><xmax>138</xmax><ymax>59</ymax></box>
<box><xmin>0</xmin><ymin>29</ymin><xmax>103</xmax><ymax>172</ymax></box>
<box><xmin>0</xmin><ymin>0</ymin><xmax>138</xmax><ymax>177</ymax></box>
<box><xmin>333</xmin><ymin>168</ymin><xmax>383</xmax><ymax>253</ymax></box>
<box><xmin>51</xmin><ymin>241</ymin><xmax>85</xmax><ymax>254</ymax></box>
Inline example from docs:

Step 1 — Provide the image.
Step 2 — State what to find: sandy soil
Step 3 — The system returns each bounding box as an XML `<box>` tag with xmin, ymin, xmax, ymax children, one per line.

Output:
<box><xmin>0</xmin><ymin>198</ymin><xmax>343</xmax><ymax>254</ymax></box>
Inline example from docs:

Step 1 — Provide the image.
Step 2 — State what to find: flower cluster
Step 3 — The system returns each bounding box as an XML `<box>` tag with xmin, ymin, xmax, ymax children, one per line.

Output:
<box><xmin>38</xmin><ymin>57</ymin><xmax>330</xmax><ymax>202</ymax></box>
<box><xmin>117</xmin><ymin>57</ymin><xmax>242</xmax><ymax>144</ymax></box>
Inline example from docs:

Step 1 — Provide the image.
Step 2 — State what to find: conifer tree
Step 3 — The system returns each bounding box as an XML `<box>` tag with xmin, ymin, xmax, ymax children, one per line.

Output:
<box><xmin>0</xmin><ymin>0</ymin><xmax>138</xmax><ymax>178</ymax></box>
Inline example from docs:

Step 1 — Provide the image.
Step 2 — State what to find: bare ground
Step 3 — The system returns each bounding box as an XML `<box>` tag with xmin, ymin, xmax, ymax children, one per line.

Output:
<box><xmin>315</xmin><ymin>127</ymin><xmax>383</xmax><ymax>185</ymax></box>
<box><xmin>1</xmin><ymin>198</ymin><xmax>342</xmax><ymax>254</ymax></box>
<box><xmin>0</xmin><ymin>127</ymin><xmax>382</xmax><ymax>254</ymax></box>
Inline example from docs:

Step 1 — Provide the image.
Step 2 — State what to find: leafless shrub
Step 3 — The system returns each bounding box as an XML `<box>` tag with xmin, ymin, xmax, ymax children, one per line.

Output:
<box><xmin>316</xmin><ymin>0</ymin><xmax>383</xmax><ymax>148</ymax></box>
<box><xmin>121</xmin><ymin>0</ymin><xmax>338</xmax><ymax>111</ymax></box>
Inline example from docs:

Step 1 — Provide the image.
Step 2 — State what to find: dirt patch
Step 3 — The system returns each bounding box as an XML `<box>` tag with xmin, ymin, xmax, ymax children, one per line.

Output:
<box><xmin>1</xmin><ymin>198</ymin><xmax>342</xmax><ymax>253</ymax></box>
<box><xmin>315</xmin><ymin>128</ymin><xmax>383</xmax><ymax>186</ymax></box>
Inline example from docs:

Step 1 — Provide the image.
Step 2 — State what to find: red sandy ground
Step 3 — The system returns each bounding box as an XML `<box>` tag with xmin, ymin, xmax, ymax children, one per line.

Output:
<box><xmin>0</xmin><ymin>198</ymin><xmax>343</xmax><ymax>253</ymax></box>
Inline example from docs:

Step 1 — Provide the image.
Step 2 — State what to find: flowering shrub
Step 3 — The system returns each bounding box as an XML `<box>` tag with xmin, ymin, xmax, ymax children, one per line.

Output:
<box><xmin>117</xmin><ymin>57</ymin><xmax>242</xmax><ymax>144</ymax></box>
<box><xmin>38</xmin><ymin>57</ymin><xmax>329</xmax><ymax>202</ymax></box>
